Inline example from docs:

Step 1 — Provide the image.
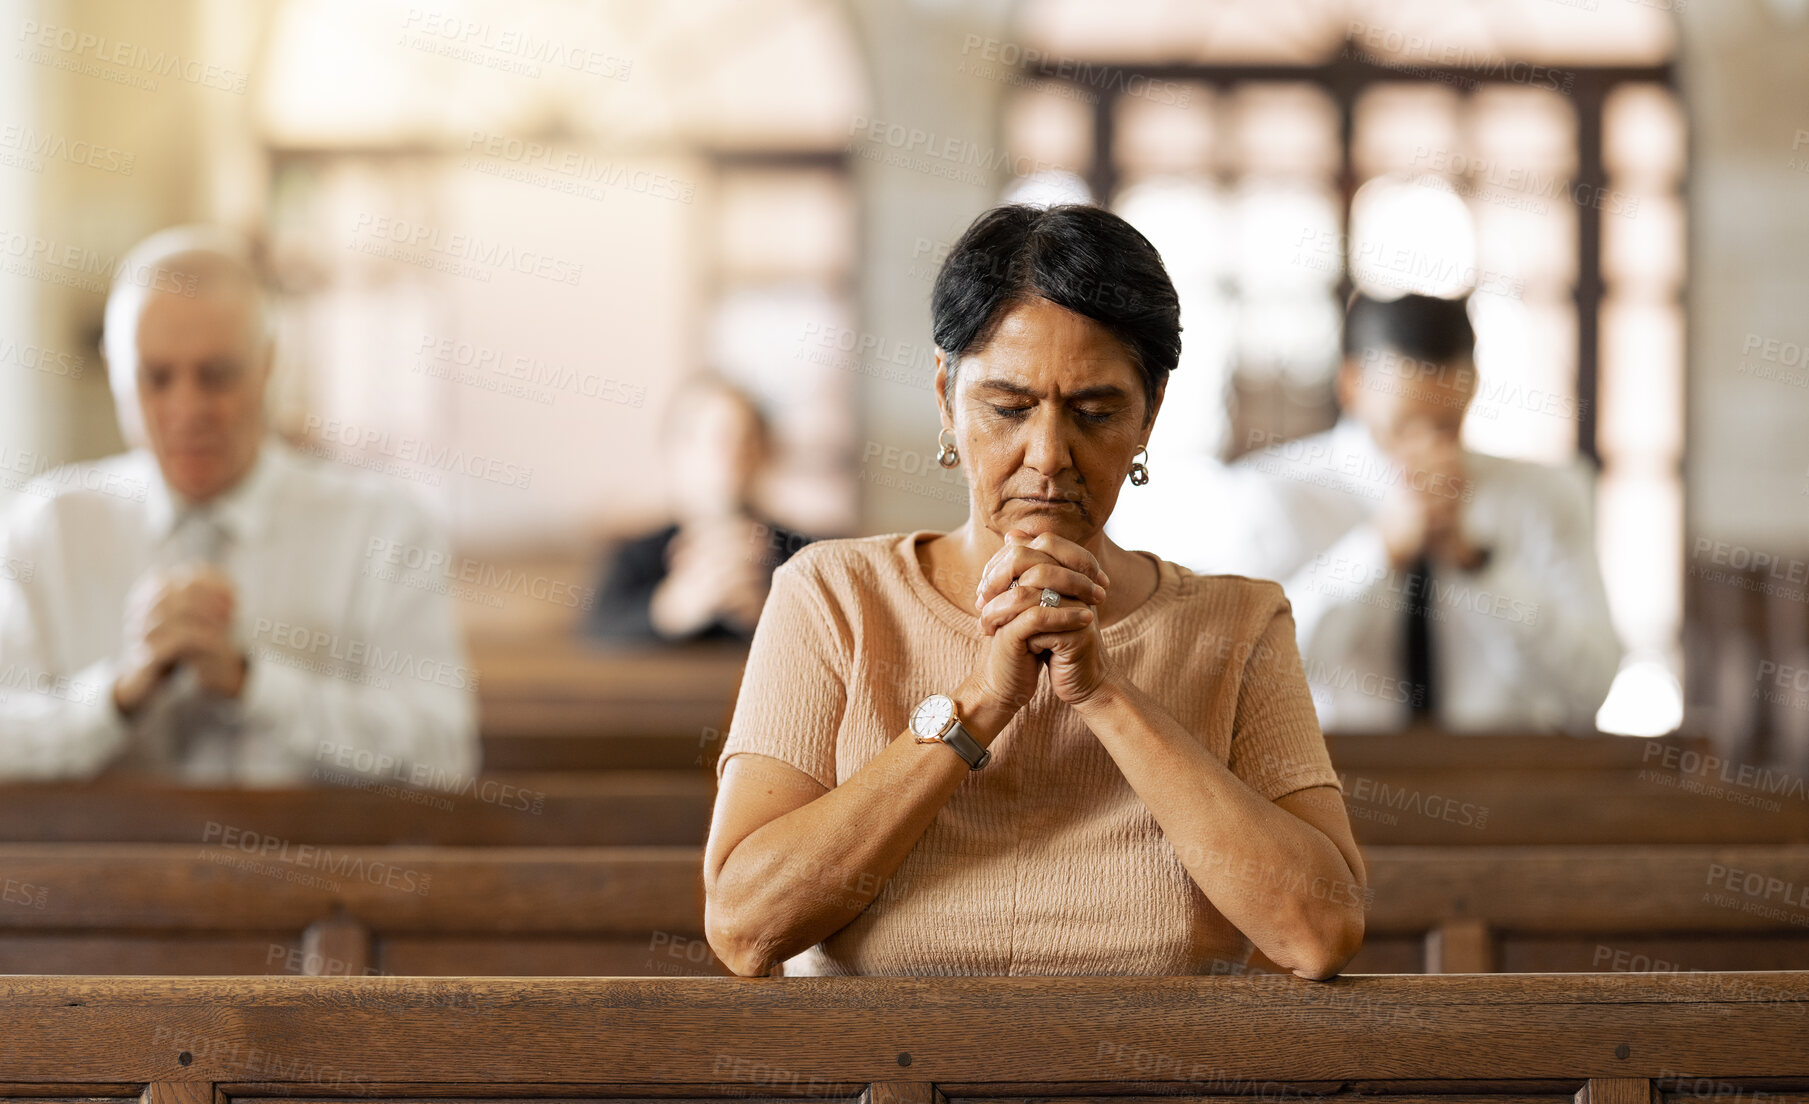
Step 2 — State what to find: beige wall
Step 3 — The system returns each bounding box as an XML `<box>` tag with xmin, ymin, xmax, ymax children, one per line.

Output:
<box><xmin>1679</xmin><ymin>0</ymin><xmax>1809</xmax><ymax>550</ymax></box>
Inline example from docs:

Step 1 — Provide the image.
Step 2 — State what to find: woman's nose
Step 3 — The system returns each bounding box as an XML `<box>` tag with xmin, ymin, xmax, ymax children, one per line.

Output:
<box><xmin>1021</xmin><ymin>409</ymin><xmax>1074</xmax><ymax>473</ymax></box>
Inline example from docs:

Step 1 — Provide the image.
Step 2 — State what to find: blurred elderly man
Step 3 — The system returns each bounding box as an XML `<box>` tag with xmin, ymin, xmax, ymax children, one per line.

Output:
<box><xmin>0</xmin><ymin>227</ymin><xmax>479</xmax><ymax>784</ymax></box>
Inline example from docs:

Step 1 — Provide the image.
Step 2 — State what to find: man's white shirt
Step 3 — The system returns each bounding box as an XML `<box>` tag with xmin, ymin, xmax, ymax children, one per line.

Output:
<box><xmin>0</xmin><ymin>437</ymin><xmax>481</xmax><ymax>784</ymax></box>
<box><xmin>1109</xmin><ymin>418</ymin><xmax>1622</xmax><ymax>733</ymax></box>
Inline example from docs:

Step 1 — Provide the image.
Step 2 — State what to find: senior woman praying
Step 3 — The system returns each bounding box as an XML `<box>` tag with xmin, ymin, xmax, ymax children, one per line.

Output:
<box><xmin>702</xmin><ymin>204</ymin><xmax>1365</xmax><ymax>979</ymax></box>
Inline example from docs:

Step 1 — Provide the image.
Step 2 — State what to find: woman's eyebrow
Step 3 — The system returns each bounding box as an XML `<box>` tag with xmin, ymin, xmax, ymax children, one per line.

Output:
<box><xmin>1066</xmin><ymin>385</ymin><xmax>1129</xmax><ymax>403</ymax></box>
<box><xmin>971</xmin><ymin>379</ymin><xmax>1130</xmax><ymax>403</ymax></box>
<box><xmin>972</xmin><ymin>378</ymin><xmax>1039</xmax><ymax>399</ymax></box>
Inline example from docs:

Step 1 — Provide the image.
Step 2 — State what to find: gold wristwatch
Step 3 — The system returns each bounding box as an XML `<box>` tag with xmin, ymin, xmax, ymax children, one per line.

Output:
<box><xmin>909</xmin><ymin>693</ymin><xmax>990</xmax><ymax>770</ymax></box>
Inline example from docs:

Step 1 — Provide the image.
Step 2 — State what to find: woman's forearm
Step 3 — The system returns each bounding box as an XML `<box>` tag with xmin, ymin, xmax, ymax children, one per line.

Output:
<box><xmin>706</xmin><ymin>683</ymin><xmax>1014</xmax><ymax>975</ymax></box>
<box><xmin>1072</xmin><ymin>676</ymin><xmax>1365</xmax><ymax>979</ymax></box>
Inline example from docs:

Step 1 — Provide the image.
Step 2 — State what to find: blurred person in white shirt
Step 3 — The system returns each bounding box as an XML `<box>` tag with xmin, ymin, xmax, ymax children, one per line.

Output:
<box><xmin>1115</xmin><ymin>292</ymin><xmax>1621</xmax><ymax>733</ymax></box>
<box><xmin>0</xmin><ymin>226</ymin><xmax>479</xmax><ymax>784</ymax></box>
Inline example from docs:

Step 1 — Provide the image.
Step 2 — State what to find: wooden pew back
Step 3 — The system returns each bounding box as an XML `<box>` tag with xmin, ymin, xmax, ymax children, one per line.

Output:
<box><xmin>0</xmin><ymin>974</ymin><xmax>1803</xmax><ymax>1098</ymax></box>
<box><xmin>6</xmin><ymin>843</ymin><xmax>1809</xmax><ymax>977</ymax></box>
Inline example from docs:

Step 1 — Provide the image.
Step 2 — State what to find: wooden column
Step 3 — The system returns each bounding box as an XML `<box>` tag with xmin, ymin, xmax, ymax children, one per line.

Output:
<box><xmin>301</xmin><ymin>910</ymin><xmax>374</xmax><ymax>976</ymax></box>
<box><xmin>1425</xmin><ymin>918</ymin><xmax>1495</xmax><ymax>973</ymax></box>
<box><xmin>142</xmin><ymin>1083</ymin><xmax>212</xmax><ymax>1104</ymax></box>
<box><xmin>1581</xmin><ymin>1077</ymin><xmax>1653</xmax><ymax>1104</ymax></box>
<box><xmin>865</xmin><ymin>1082</ymin><xmax>941</xmax><ymax>1104</ymax></box>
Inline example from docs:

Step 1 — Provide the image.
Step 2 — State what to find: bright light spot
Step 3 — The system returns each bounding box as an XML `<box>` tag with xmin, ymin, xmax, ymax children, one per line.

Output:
<box><xmin>1348</xmin><ymin>173</ymin><xmax>1477</xmax><ymax>299</ymax></box>
<box><xmin>1595</xmin><ymin>656</ymin><xmax>1684</xmax><ymax>737</ymax></box>
<box><xmin>1004</xmin><ymin>170</ymin><xmax>1093</xmax><ymax>207</ymax></box>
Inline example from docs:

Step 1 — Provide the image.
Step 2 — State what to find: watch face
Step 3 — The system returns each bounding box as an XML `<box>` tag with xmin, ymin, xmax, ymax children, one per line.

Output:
<box><xmin>911</xmin><ymin>694</ymin><xmax>955</xmax><ymax>738</ymax></box>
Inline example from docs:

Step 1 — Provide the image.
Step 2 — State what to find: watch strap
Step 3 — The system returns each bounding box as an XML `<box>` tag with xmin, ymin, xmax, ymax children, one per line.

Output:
<box><xmin>936</xmin><ymin>718</ymin><xmax>991</xmax><ymax>770</ymax></box>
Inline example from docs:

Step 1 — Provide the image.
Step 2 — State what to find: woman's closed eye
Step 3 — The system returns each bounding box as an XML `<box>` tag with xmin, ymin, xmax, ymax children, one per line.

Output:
<box><xmin>989</xmin><ymin>404</ymin><xmax>1119</xmax><ymax>424</ymax></box>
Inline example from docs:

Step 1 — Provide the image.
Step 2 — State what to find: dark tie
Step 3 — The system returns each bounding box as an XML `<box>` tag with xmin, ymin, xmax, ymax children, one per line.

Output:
<box><xmin>152</xmin><ymin>508</ymin><xmax>240</xmax><ymax>775</ymax></box>
<box><xmin>1404</xmin><ymin>555</ymin><xmax>1436</xmax><ymax>722</ymax></box>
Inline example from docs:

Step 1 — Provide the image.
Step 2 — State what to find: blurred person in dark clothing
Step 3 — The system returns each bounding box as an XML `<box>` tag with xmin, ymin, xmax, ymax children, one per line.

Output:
<box><xmin>587</xmin><ymin>376</ymin><xmax>812</xmax><ymax>643</ymax></box>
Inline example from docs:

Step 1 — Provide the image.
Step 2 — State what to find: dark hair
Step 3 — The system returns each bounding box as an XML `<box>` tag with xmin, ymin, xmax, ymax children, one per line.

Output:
<box><xmin>1343</xmin><ymin>292</ymin><xmax>1476</xmax><ymax>365</ymax></box>
<box><xmin>930</xmin><ymin>204</ymin><xmax>1182</xmax><ymax>417</ymax></box>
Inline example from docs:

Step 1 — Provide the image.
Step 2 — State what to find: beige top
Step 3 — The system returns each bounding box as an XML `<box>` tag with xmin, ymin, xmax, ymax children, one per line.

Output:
<box><xmin>717</xmin><ymin>529</ymin><xmax>1340</xmax><ymax>976</ymax></box>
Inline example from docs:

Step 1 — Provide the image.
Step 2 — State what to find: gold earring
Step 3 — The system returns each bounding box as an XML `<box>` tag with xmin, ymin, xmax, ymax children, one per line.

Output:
<box><xmin>936</xmin><ymin>427</ymin><xmax>960</xmax><ymax>468</ymax></box>
<box><xmin>1129</xmin><ymin>445</ymin><xmax>1150</xmax><ymax>486</ymax></box>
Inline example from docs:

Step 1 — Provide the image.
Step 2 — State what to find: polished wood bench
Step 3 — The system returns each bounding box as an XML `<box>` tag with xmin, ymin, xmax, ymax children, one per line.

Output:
<box><xmin>1354</xmin><ymin>844</ymin><xmax>1809</xmax><ymax>974</ymax></box>
<box><xmin>6</xmin><ymin>843</ymin><xmax>1809</xmax><ymax>977</ymax></box>
<box><xmin>474</xmin><ymin>638</ymin><xmax>746</xmax><ymax>770</ymax></box>
<box><xmin>0</xmin><ymin>774</ymin><xmax>715</xmax><ymax>846</ymax></box>
<box><xmin>0</xmin><ymin>974</ymin><xmax>1803</xmax><ymax>1100</ymax></box>
<box><xmin>8</xmin><ymin>766</ymin><xmax>1802</xmax><ymax>849</ymax></box>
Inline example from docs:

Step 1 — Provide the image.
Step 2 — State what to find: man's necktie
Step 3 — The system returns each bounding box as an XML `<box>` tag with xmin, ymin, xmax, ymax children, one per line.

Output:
<box><xmin>146</xmin><ymin>508</ymin><xmax>241</xmax><ymax>777</ymax></box>
<box><xmin>1404</xmin><ymin>554</ymin><xmax>1436</xmax><ymax>723</ymax></box>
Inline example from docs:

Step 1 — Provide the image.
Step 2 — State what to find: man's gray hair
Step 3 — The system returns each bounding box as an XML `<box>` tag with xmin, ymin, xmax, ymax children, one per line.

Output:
<box><xmin>101</xmin><ymin>225</ymin><xmax>275</xmax><ymax>445</ymax></box>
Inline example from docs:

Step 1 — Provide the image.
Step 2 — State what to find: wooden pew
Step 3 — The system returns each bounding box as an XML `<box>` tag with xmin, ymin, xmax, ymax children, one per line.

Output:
<box><xmin>7</xmin><ymin>843</ymin><xmax>1809</xmax><ymax>977</ymax></box>
<box><xmin>1337</xmin><ymin>770</ymin><xmax>1809</xmax><ymax>845</ymax></box>
<box><xmin>1354</xmin><ymin>844</ymin><xmax>1809</xmax><ymax>974</ymax></box>
<box><xmin>0</xmin><ymin>844</ymin><xmax>716</xmax><ymax>977</ymax></box>
<box><xmin>2</xmin><ymin>742</ymin><xmax>1801</xmax><ymax>848</ymax></box>
<box><xmin>473</xmin><ymin>638</ymin><xmax>746</xmax><ymax>771</ymax></box>
<box><xmin>0</xmin><ymin>973</ymin><xmax>1804</xmax><ymax>1098</ymax></box>
<box><xmin>0</xmin><ymin>775</ymin><xmax>715</xmax><ymax>846</ymax></box>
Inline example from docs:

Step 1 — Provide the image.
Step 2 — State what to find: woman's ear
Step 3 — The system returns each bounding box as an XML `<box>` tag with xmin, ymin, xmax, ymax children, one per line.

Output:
<box><xmin>934</xmin><ymin>347</ymin><xmax>954</xmax><ymax>429</ymax></box>
<box><xmin>1143</xmin><ymin>377</ymin><xmax>1167</xmax><ymax>432</ymax></box>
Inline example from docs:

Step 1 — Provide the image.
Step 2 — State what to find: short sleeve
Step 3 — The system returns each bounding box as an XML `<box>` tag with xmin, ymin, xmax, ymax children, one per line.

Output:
<box><xmin>1226</xmin><ymin>596</ymin><xmax>1342</xmax><ymax>802</ymax></box>
<box><xmin>715</xmin><ymin>554</ymin><xmax>848</xmax><ymax>790</ymax></box>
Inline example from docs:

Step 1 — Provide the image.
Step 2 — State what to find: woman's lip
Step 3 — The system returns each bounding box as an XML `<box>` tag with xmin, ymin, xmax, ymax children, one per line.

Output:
<box><xmin>1014</xmin><ymin>496</ymin><xmax>1077</xmax><ymax>505</ymax></box>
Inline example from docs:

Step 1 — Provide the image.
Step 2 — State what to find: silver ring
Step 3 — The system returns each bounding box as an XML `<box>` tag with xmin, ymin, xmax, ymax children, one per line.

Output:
<box><xmin>1039</xmin><ymin>587</ymin><xmax>1061</xmax><ymax>608</ymax></box>
<box><xmin>1008</xmin><ymin>578</ymin><xmax>1018</xmax><ymax>590</ymax></box>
